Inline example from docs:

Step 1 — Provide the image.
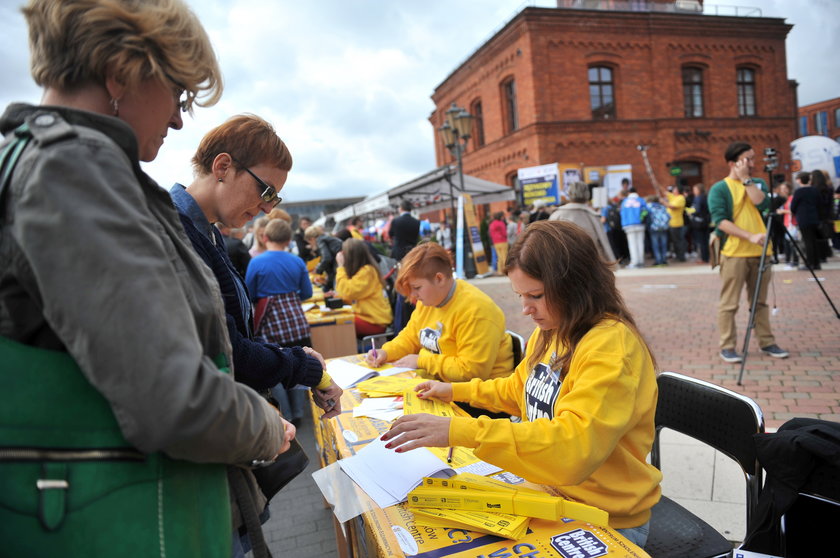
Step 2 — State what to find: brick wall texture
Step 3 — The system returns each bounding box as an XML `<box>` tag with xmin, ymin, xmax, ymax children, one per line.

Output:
<box><xmin>431</xmin><ymin>6</ymin><xmax>798</xmax><ymax>204</ymax></box>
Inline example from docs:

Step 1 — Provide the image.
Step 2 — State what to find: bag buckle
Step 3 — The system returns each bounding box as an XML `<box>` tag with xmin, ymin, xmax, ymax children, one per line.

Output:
<box><xmin>37</xmin><ymin>463</ymin><xmax>69</xmax><ymax>531</ymax></box>
<box><xmin>36</xmin><ymin>479</ymin><xmax>69</xmax><ymax>490</ymax></box>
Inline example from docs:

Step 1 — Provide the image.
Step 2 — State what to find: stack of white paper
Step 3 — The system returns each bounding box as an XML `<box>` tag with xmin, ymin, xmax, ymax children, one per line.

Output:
<box><xmin>352</xmin><ymin>397</ymin><xmax>403</xmax><ymax>422</ymax></box>
<box><xmin>338</xmin><ymin>437</ymin><xmax>455</xmax><ymax>508</ymax></box>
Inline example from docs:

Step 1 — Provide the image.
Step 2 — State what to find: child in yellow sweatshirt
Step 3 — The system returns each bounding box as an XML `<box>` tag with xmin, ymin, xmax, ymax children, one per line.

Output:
<box><xmin>365</xmin><ymin>243</ymin><xmax>513</xmax><ymax>382</ymax></box>
<box><xmin>335</xmin><ymin>238</ymin><xmax>392</xmax><ymax>337</ymax></box>
<box><xmin>380</xmin><ymin>221</ymin><xmax>661</xmax><ymax>550</ymax></box>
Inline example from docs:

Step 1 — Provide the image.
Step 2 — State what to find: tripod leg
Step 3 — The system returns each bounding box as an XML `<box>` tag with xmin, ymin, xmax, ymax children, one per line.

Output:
<box><xmin>737</xmin><ymin>245</ymin><xmax>771</xmax><ymax>385</ymax></box>
<box><xmin>782</xmin><ymin>225</ymin><xmax>840</xmax><ymax>319</ymax></box>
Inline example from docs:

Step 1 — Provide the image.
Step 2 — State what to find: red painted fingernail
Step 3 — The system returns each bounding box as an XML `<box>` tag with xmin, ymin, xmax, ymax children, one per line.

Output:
<box><xmin>396</xmin><ymin>448</ymin><xmax>404</xmax><ymax>453</ymax></box>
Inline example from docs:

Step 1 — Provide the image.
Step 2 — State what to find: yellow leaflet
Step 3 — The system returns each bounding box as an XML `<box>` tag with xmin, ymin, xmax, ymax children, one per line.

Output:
<box><xmin>407</xmin><ymin>485</ymin><xmax>609</xmax><ymax>525</ymax></box>
<box><xmin>356</xmin><ymin>376</ymin><xmax>422</xmax><ymax>395</ymax></box>
<box><xmin>424</xmin><ymin>473</ymin><xmax>543</xmax><ymax>495</ymax></box>
<box><xmin>357</xmin><ymin>390</ymin><xmax>396</xmax><ymax>398</ymax></box>
<box><xmin>402</xmin><ymin>390</ymin><xmax>467</xmax><ymax>418</ymax></box>
<box><xmin>412</xmin><ymin>507</ymin><xmax>530</xmax><ymax>540</ymax></box>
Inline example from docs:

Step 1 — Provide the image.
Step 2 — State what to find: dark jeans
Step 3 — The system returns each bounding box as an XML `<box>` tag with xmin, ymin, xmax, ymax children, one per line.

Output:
<box><xmin>784</xmin><ymin>232</ymin><xmax>800</xmax><ymax>265</ymax></box>
<box><xmin>800</xmin><ymin>224</ymin><xmax>821</xmax><ymax>270</ymax></box>
<box><xmin>669</xmin><ymin>226</ymin><xmax>687</xmax><ymax>261</ymax></box>
<box><xmin>692</xmin><ymin>226</ymin><xmax>710</xmax><ymax>262</ymax></box>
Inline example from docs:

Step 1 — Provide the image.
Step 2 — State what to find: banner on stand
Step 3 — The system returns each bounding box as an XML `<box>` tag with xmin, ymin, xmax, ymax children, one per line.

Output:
<box><xmin>462</xmin><ymin>194</ymin><xmax>489</xmax><ymax>276</ymax></box>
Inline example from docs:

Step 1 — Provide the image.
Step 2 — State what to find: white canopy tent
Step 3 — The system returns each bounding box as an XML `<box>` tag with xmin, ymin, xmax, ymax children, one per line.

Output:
<box><xmin>314</xmin><ymin>165</ymin><xmax>515</xmax><ymax>228</ymax></box>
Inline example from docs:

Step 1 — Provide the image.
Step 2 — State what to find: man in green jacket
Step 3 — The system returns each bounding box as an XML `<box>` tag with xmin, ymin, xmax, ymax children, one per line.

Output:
<box><xmin>708</xmin><ymin>142</ymin><xmax>789</xmax><ymax>363</ymax></box>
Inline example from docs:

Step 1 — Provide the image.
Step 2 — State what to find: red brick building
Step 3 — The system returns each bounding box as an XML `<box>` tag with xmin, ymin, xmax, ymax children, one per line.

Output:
<box><xmin>798</xmin><ymin>97</ymin><xmax>840</xmax><ymax>142</ymax></box>
<box><xmin>430</xmin><ymin>0</ymin><xmax>798</xmax><ymax>212</ymax></box>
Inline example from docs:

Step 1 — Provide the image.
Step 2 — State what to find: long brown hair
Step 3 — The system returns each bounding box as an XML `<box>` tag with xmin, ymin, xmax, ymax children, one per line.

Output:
<box><xmin>506</xmin><ymin>220</ymin><xmax>656</xmax><ymax>375</ymax></box>
<box><xmin>342</xmin><ymin>238</ymin><xmax>383</xmax><ymax>285</ymax></box>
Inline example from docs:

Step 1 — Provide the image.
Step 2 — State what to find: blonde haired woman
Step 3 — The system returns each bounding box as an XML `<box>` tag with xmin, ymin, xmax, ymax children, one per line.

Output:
<box><xmin>0</xmin><ymin>1</ymin><xmax>286</xmax><ymax>556</ymax></box>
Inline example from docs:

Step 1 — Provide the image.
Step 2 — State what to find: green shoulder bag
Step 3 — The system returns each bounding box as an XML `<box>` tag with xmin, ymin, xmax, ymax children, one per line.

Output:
<box><xmin>0</xmin><ymin>124</ymin><xmax>231</xmax><ymax>557</ymax></box>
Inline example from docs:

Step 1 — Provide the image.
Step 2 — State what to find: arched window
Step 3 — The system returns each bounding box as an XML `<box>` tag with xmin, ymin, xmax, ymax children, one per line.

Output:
<box><xmin>470</xmin><ymin>99</ymin><xmax>485</xmax><ymax>147</ymax></box>
<box><xmin>588</xmin><ymin>66</ymin><xmax>615</xmax><ymax>119</ymax></box>
<box><xmin>506</xmin><ymin>171</ymin><xmax>519</xmax><ymax>190</ymax></box>
<box><xmin>737</xmin><ymin>67</ymin><xmax>757</xmax><ymax>117</ymax></box>
<box><xmin>682</xmin><ymin>66</ymin><xmax>704</xmax><ymax>118</ymax></box>
<box><xmin>500</xmin><ymin>77</ymin><xmax>518</xmax><ymax>133</ymax></box>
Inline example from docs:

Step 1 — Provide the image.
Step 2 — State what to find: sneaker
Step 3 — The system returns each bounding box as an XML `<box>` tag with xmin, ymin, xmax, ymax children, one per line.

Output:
<box><xmin>761</xmin><ymin>344</ymin><xmax>789</xmax><ymax>359</ymax></box>
<box><xmin>719</xmin><ymin>349</ymin><xmax>743</xmax><ymax>363</ymax></box>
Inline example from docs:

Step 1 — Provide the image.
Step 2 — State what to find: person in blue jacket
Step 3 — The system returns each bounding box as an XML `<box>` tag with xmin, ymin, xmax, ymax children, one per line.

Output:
<box><xmin>620</xmin><ymin>187</ymin><xmax>649</xmax><ymax>268</ymax></box>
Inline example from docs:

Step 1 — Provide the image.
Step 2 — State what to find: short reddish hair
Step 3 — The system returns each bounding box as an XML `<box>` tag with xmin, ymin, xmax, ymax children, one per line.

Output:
<box><xmin>395</xmin><ymin>243</ymin><xmax>452</xmax><ymax>296</ymax></box>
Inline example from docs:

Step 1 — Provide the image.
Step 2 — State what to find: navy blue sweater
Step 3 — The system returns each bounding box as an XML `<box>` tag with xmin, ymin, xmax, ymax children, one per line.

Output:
<box><xmin>169</xmin><ymin>184</ymin><xmax>322</xmax><ymax>391</ymax></box>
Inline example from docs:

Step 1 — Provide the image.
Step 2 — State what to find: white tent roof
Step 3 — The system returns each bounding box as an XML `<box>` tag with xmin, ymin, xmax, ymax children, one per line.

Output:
<box><xmin>318</xmin><ymin>165</ymin><xmax>515</xmax><ymax>226</ymax></box>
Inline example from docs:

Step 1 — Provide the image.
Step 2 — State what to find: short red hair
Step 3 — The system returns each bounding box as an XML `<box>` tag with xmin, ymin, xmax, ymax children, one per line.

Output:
<box><xmin>395</xmin><ymin>243</ymin><xmax>453</xmax><ymax>296</ymax></box>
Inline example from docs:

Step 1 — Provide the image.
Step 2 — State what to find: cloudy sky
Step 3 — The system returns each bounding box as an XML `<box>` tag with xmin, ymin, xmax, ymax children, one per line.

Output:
<box><xmin>1</xmin><ymin>0</ymin><xmax>838</xmax><ymax>203</ymax></box>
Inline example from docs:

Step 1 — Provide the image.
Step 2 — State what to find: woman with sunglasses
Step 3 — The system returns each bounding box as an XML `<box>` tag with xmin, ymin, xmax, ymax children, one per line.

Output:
<box><xmin>0</xmin><ymin>2</ymin><xmax>291</xmax><ymax>556</ymax></box>
<box><xmin>169</xmin><ymin>115</ymin><xmax>342</xmax><ymax>412</ymax></box>
<box><xmin>169</xmin><ymin>114</ymin><xmax>343</xmax><ymax>555</ymax></box>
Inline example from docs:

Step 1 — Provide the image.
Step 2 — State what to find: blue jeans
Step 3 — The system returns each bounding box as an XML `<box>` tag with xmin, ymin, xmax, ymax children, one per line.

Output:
<box><xmin>616</xmin><ymin>520</ymin><xmax>650</xmax><ymax>549</ymax></box>
<box><xmin>650</xmin><ymin>230</ymin><xmax>668</xmax><ymax>264</ymax></box>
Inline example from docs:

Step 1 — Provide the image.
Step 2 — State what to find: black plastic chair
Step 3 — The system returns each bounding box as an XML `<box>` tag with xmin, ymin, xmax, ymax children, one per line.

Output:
<box><xmin>646</xmin><ymin>371</ymin><xmax>765</xmax><ymax>558</ymax></box>
<box><xmin>506</xmin><ymin>329</ymin><xmax>526</xmax><ymax>368</ymax></box>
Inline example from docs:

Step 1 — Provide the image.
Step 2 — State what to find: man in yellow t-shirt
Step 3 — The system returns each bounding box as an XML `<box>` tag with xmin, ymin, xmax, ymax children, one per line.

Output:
<box><xmin>708</xmin><ymin>142</ymin><xmax>788</xmax><ymax>363</ymax></box>
<box><xmin>657</xmin><ymin>183</ymin><xmax>688</xmax><ymax>261</ymax></box>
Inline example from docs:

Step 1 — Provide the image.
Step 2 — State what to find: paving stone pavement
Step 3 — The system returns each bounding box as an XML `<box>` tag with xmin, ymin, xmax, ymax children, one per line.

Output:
<box><xmin>482</xmin><ymin>259</ymin><xmax>840</xmax><ymax>430</ymax></box>
<box><xmin>264</xmin><ymin>257</ymin><xmax>840</xmax><ymax>556</ymax></box>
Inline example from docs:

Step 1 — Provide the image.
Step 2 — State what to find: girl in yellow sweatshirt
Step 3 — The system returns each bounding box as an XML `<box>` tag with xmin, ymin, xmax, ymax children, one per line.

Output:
<box><xmin>335</xmin><ymin>238</ymin><xmax>392</xmax><ymax>337</ymax></box>
<box><xmin>380</xmin><ymin>221</ymin><xmax>661</xmax><ymax>549</ymax></box>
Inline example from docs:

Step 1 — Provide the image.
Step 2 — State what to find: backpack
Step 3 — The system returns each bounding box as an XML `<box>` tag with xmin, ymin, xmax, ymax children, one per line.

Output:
<box><xmin>649</xmin><ymin>203</ymin><xmax>671</xmax><ymax>231</ymax></box>
<box><xmin>605</xmin><ymin>203</ymin><xmax>622</xmax><ymax>230</ymax></box>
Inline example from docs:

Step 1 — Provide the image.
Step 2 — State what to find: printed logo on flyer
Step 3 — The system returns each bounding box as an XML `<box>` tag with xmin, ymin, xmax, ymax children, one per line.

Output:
<box><xmin>524</xmin><ymin>360</ymin><xmax>561</xmax><ymax>421</ymax></box>
<box><xmin>550</xmin><ymin>528</ymin><xmax>608</xmax><ymax>558</ymax></box>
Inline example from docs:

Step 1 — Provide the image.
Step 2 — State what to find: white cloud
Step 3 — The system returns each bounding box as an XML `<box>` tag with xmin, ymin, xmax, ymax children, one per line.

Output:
<box><xmin>1</xmin><ymin>0</ymin><xmax>838</xmax><ymax>203</ymax></box>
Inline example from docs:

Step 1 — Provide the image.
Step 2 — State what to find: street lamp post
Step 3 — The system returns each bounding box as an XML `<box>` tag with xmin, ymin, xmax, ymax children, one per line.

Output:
<box><xmin>437</xmin><ymin>103</ymin><xmax>473</xmax><ymax>276</ymax></box>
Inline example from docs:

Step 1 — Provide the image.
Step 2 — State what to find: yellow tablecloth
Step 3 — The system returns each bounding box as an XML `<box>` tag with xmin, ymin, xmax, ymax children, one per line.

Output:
<box><xmin>310</xmin><ymin>356</ymin><xmax>651</xmax><ymax>558</ymax></box>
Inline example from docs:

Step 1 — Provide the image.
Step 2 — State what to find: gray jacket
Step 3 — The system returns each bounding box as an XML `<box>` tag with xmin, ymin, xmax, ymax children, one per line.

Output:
<box><xmin>549</xmin><ymin>203</ymin><xmax>616</xmax><ymax>262</ymax></box>
<box><xmin>0</xmin><ymin>104</ymin><xmax>282</xmax><ymax>465</ymax></box>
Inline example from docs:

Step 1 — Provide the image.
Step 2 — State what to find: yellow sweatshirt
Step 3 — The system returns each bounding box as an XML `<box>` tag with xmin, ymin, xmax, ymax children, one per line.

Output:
<box><xmin>335</xmin><ymin>265</ymin><xmax>392</xmax><ymax>327</ymax></box>
<box><xmin>381</xmin><ymin>280</ymin><xmax>513</xmax><ymax>382</ymax></box>
<box><xmin>448</xmin><ymin>319</ymin><xmax>662</xmax><ymax>529</ymax></box>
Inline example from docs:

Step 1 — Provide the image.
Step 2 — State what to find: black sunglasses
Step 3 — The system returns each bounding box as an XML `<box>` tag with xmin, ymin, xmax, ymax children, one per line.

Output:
<box><xmin>162</xmin><ymin>70</ymin><xmax>189</xmax><ymax>113</ymax></box>
<box><xmin>231</xmin><ymin>156</ymin><xmax>282</xmax><ymax>208</ymax></box>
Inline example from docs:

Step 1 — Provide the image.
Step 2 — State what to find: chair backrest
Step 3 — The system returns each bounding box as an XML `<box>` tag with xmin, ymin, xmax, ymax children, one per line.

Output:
<box><xmin>506</xmin><ymin>330</ymin><xmax>526</xmax><ymax>368</ymax></box>
<box><xmin>651</xmin><ymin>371</ymin><xmax>765</xmax><ymax>525</ymax></box>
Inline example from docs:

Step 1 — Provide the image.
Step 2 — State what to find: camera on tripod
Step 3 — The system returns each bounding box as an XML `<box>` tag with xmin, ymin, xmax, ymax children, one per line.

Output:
<box><xmin>763</xmin><ymin>147</ymin><xmax>779</xmax><ymax>173</ymax></box>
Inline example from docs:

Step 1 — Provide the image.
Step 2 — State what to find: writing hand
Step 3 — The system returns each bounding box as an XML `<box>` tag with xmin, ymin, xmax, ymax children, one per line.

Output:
<box><xmin>365</xmin><ymin>348</ymin><xmax>388</xmax><ymax>368</ymax></box>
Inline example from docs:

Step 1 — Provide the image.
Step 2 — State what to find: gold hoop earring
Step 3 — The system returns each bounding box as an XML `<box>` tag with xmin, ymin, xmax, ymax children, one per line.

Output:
<box><xmin>110</xmin><ymin>98</ymin><xmax>119</xmax><ymax>116</ymax></box>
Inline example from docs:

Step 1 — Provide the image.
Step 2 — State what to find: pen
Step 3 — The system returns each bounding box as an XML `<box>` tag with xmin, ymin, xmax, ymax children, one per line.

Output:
<box><xmin>371</xmin><ymin>338</ymin><xmax>377</xmax><ymax>362</ymax></box>
<box><xmin>446</xmin><ymin>447</ymin><xmax>454</xmax><ymax>464</ymax></box>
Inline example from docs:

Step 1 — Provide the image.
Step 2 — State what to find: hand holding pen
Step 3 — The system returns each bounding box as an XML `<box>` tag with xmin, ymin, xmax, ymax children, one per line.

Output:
<box><xmin>365</xmin><ymin>339</ymin><xmax>388</xmax><ymax>368</ymax></box>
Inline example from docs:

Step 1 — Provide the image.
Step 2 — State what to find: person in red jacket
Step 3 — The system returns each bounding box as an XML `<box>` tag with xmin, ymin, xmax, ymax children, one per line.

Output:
<box><xmin>488</xmin><ymin>211</ymin><xmax>509</xmax><ymax>273</ymax></box>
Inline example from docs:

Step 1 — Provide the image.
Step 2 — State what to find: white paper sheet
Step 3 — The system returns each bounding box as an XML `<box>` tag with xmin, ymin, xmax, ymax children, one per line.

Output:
<box><xmin>327</xmin><ymin>359</ymin><xmax>380</xmax><ymax>388</ymax></box>
<box><xmin>337</xmin><ymin>436</ymin><xmax>455</xmax><ymax>508</ymax></box>
<box><xmin>353</xmin><ymin>397</ymin><xmax>403</xmax><ymax>422</ymax></box>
